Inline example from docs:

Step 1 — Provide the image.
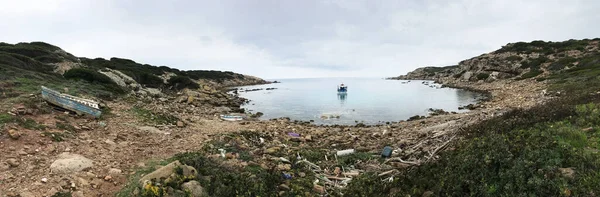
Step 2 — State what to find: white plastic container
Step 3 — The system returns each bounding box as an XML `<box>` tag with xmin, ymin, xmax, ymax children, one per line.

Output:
<box><xmin>336</xmin><ymin>149</ymin><xmax>355</xmax><ymax>156</ymax></box>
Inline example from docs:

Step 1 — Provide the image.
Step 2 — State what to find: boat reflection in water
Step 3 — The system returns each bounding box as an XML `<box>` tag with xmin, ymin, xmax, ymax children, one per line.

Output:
<box><xmin>337</xmin><ymin>92</ymin><xmax>347</xmax><ymax>105</ymax></box>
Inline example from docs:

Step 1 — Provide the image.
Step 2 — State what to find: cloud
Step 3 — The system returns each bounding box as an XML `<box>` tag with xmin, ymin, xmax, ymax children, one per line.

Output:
<box><xmin>1</xmin><ymin>0</ymin><xmax>599</xmax><ymax>79</ymax></box>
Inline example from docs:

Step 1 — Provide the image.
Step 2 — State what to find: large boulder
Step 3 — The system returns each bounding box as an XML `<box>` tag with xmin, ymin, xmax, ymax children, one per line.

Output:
<box><xmin>138</xmin><ymin>160</ymin><xmax>197</xmax><ymax>185</ymax></box>
<box><xmin>181</xmin><ymin>180</ymin><xmax>206</xmax><ymax>197</ymax></box>
<box><xmin>50</xmin><ymin>153</ymin><xmax>94</xmax><ymax>174</ymax></box>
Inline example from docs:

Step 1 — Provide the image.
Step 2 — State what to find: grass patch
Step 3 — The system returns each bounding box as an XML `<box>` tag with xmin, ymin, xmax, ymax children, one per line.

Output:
<box><xmin>131</xmin><ymin>106</ymin><xmax>179</xmax><ymax>125</ymax></box>
<box><xmin>516</xmin><ymin>69</ymin><xmax>543</xmax><ymax>80</ymax></box>
<box><xmin>56</xmin><ymin>121</ymin><xmax>76</xmax><ymax>132</ymax></box>
<box><xmin>0</xmin><ymin>113</ymin><xmax>14</xmax><ymax>125</ymax></box>
<box><xmin>476</xmin><ymin>73</ymin><xmax>490</xmax><ymax>80</ymax></box>
<box><xmin>42</xmin><ymin>131</ymin><xmax>68</xmax><ymax>142</ymax></box>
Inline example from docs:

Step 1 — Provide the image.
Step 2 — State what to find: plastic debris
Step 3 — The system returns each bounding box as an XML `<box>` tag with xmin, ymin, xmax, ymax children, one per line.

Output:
<box><xmin>218</xmin><ymin>149</ymin><xmax>226</xmax><ymax>158</ymax></box>
<box><xmin>381</xmin><ymin>146</ymin><xmax>393</xmax><ymax>158</ymax></box>
<box><xmin>282</xmin><ymin>173</ymin><xmax>293</xmax><ymax>179</ymax></box>
<box><xmin>288</xmin><ymin>132</ymin><xmax>300</xmax><ymax>137</ymax></box>
<box><xmin>336</xmin><ymin>149</ymin><xmax>355</xmax><ymax>156</ymax></box>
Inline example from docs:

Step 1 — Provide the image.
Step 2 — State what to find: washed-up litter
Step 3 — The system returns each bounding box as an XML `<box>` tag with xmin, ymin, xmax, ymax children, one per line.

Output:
<box><xmin>282</xmin><ymin>173</ymin><xmax>293</xmax><ymax>179</ymax></box>
<box><xmin>287</xmin><ymin>132</ymin><xmax>301</xmax><ymax>137</ymax></box>
<box><xmin>336</xmin><ymin>149</ymin><xmax>355</xmax><ymax>156</ymax></box>
<box><xmin>381</xmin><ymin>146</ymin><xmax>393</xmax><ymax>158</ymax></box>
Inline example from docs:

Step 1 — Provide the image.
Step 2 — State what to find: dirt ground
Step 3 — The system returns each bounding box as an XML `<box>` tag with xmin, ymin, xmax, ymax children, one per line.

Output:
<box><xmin>0</xmin><ymin>79</ymin><xmax>549</xmax><ymax>196</ymax></box>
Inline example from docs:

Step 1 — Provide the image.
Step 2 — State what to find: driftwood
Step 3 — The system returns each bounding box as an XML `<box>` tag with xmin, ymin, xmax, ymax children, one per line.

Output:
<box><xmin>426</xmin><ymin>135</ymin><xmax>456</xmax><ymax>162</ymax></box>
<box><xmin>378</xmin><ymin>169</ymin><xmax>398</xmax><ymax>177</ymax></box>
<box><xmin>383</xmin><ymin>157</ymin><xmax>420</xmax><ymax>165</ymax></box>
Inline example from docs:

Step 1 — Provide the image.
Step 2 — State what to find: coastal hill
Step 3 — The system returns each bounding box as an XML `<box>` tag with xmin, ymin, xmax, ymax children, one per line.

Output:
<box><xmin>392</xmin><ymin>38</ymin><xmax>600</xmax><ymax>87</ymax></box>
<box><xmin>0</xmin><ymin>41</ymin><xmax>268</xmax><ymax>100</ymax></box>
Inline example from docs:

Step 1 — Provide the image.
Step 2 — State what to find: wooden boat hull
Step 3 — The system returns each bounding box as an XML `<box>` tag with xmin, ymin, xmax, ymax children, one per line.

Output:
<box><xmin>41</xmin><ymin>86</ymin><xmax>102</xmax><ymax>117</ymax></box>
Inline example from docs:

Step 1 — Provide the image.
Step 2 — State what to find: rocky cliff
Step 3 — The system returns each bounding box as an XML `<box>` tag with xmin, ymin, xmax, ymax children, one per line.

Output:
<box><xmin>392</xmin><ymin>38</ymin><xmax>600</xmax><ymax>84</ymax></box>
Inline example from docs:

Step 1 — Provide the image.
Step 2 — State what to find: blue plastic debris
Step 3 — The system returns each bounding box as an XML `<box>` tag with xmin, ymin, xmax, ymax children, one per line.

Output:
<box><xmin>381</xmin><ymin>146</ymin><xmax>393</xmax><ymax>158</ymax></box>
<box><xmin>282</xmin><ymin>173</ymin><xmax>293</xmax><ymax>179</ymax></box>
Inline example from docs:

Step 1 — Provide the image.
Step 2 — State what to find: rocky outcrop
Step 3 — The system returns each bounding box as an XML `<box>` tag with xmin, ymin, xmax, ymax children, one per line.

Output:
<box><xmin>392</xmin><ymin>39</ymin><xmax>600</xmax><ymax>83</ymax></box>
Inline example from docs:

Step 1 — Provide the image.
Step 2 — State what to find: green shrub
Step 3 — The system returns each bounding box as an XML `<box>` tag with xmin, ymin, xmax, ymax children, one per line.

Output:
<box><xmin>64</xmin><ymin>68</ymin><xmax>115</xmax><ymax>84</ymax></box>
<box><xmin>138</xmin><ymin>73</ymin><xmax>164</xmax><ymax>88</ymax></box>
<box><xmin>549</xmin><ymin>57</ymin><xmax>578</xmax><ymax>71</ymax></box>
<box><xmin>377</xmin><ymin>98</ymin><xmax>600</xmax><ymax>196</ymax></box>
<box><xmin>520</xmin><ymin>57</ymin><xmax>549</xmax><ymax>69</ymax></box>
<box><xmin>506</xmin><ymin>55</ymin><xmax>523</xmax><ymax>62</ymax></box>
<box><xmin>516</xmin><ymin>69</ymin><xmax>543</xmax><ymax>80</ymax></box>
<box><xmin>172</xmin><ymin>152</ymin><xmax>281</xmax><ymax>196</ymax></box>
<box><xmin>167</xmin><ymin>76</ymin><xmax>199</xmax><ymax>90</ymax></box>
<box><xmin>63</xmin><ymin>68</ymin><xmax>127</xmax><ymax>95</ymax></box>
<box><xmin>476</xmin><ymin>73</ymin><xmax>490</xmax><ymax>80</ymax></box>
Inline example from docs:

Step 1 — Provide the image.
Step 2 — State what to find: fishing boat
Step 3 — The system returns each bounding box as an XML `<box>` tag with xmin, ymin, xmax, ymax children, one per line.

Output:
<box><xmin>337</xmin><ymin>83</ymin><xmax>348</xmax><ymax>93</ymax></box>
<box><xmin>220</xmin><ymin>114</ymin><xmax>245</xmax><ymax>121</ymax></box>
<box><xmin>41</xmin><ymin>86</ymin><xmax>102</xmax><ymax>117</ymax></box>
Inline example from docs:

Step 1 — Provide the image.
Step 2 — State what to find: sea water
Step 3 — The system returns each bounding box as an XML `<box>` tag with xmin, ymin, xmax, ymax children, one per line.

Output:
<box><xmin>237</xmin><ymin>78</ymin><xmax>482</xmax><ymax>125</ymax></box>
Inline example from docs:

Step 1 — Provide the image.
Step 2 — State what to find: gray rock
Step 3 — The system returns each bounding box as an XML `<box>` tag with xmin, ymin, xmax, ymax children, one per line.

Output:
<box><xmin>109</xmin><ymin>168</ymin><xmax>123</xmax><ymax>175</ymax></box>
<box><xmin>181</xmin><ymin>180</ymin><xmax>205</xmax><ymax>197</ymax></box>
<box><xmin>139</xmin><ymin>161</ymin><xmax>197</xmax><ymax>185</ymax></box>
<box><xmin>6</xmin><ymin>158</ymin><xmax>19</xmax><ymax>167</ymax></box>
<box><xmin>559</xmin><ymin>167</ymin><xmax>575</xmax><ymax>179</ymax></box>
<box><xmin>138</xmin><ymin>126</ymin><xmax>166</xmax><ymax>134</ymax></box>
<box><xmin>50</xmin><ymin>153</ymin><xmax>94</xmax><ymax>174</ymax></box>
<box><xmin>463</xmin><ymin>71</ymin><xmax>473</xmax><ymax>81</ymax></box>
<box><xmin>72</xmin><ymin>191</ymin><xmax>85</xmax><ymax>197</ymax></box>
<box><xmin>19</xmin><ymin>191</ymin><xmax>35</xmax><ymax>197</ymax></box>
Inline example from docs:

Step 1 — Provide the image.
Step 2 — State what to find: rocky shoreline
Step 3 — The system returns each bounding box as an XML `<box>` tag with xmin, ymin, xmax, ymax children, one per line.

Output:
<box><xmin>0</xmin><ymin>74</ymin><xmax>550</xmax><ymax>196</ymax></box>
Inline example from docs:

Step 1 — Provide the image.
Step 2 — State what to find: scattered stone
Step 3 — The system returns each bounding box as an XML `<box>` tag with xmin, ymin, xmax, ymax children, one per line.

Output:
<box><xmin>41</xmin><ymin>178</ymin><xmax>48</xmax><ymax>183</ymax></box>
<box><xmin>6</xmin><ymin>158</ymin><xmax>19</xmax><ymax>167</ymax></box>
<box><xmin>181</xmin><ymin>180</ymin><xmax>205</xmax><ymax>197</ymax></box>
<box><xmin>7</xmin><ymin>129</ymin><xmax>21</xmax><ymax>140</ymax></box>
<box><xmin>313</xmin><ymin>184</ymin><xmax>325</xmax><ymax>194</ymax></box>
<box><xmin>19</xmin><ymin>192</ymin><xmax>35</xmax><ymax>197</ymax></box>
<box><xmin>279</xmin><ymin>184</ymin><xmax>290</xmax><ymax>191</ymax></box>
<box><xmin>187</xmin><ymin>95</ymin><xmax>194</xmax><ymax>104</ymax></box>
<box><xmin>334</xmin><ymin>167</ymin><xmax>341</xmax><ymax>176</ymax></box>
<box><xmin>265</xmin><ymin>146</ymin><xmax>281</xmax><ymax>154</ymax></box>
<box><xmin>46</xmin><ymin>188</ymin><xmax>58</xmax><ymax>196</ymax></box>
<box><xmin>18</xmin><ymin>150</ymin><xmax>28</xmax><ymax>156</ymax></box>
<box><xmin>104</xmin><ymin>175</ymin><xmax>112</xmax><ymax>181</ymax></box>
<box><xmin>77</xmin><ymin>177</ymin><xmax>90</xmax><ymax>187</ymax></box>
<box><xmin>50</xmin><ymin>153</ymin><xmax>94</xmax><ymax>174</ymax></box>
<box><xmin>298</xmin><ymin>172</ymin><xmax>306</xmax><ymax>177</ymax></box>
<box><xmin>109</xmin><ymin>168</ymin><xmax>123</xmax><ymax>175</ymax></box>
<box><xmin>177</xmin><ymin>121</ymin><xmax>185</xmax><ymax>127</ymax></box>
<box><xmin>559</xmin><ymin>167</ymin><xmax>575</xmax><ymax>179</ymax></box>
<box><xmin>305</xmin><ymin>135</ymin><xmax>313</xmax><ymax>141</ymax></box>
<box><xmin>72</xmin><ymin>191</ymin><xmax>85</xmax><ymax>197</ymax></box>
<box><xmin>104</xmin><ymin>139</ymin><xmax>116</xmax><ymax>146</ymax></box>
<box><xmin>423</xmin><ymin>191</ymin><xmax>434</xmax><ymax>197</ymax></box>
<box><xmin>138</xmin><ymin>126</ymin><xmax>166</xmax><ymax>134</ymax></box>
<box><xmin>277</xmin><ymin>164</ymin><xmax>291</xmax><ymax>171</ymax></box>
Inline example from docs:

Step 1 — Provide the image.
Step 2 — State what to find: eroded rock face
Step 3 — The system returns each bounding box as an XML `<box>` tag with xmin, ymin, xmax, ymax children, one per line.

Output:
<box><xmin>50</xmin><ymin>153</ymin><xmax>94</xmax><ymax>174</ymax></box>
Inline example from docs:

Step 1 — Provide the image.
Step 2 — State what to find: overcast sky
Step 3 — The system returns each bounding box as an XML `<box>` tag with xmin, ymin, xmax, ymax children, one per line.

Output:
<box><xmin>1</xmin><ymin>0</ymin><xmax>599</xmax><ymax>79</ymax></box>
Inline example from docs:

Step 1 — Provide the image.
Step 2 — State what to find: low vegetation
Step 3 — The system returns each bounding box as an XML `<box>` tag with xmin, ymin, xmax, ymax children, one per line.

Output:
<box><xmin>131</xmin><ymin>106</ymin><xmax>179</xmax><ymax>125</ymax></box>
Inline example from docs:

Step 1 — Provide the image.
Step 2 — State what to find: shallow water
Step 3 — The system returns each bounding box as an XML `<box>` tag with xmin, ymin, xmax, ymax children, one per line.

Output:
<box><xmin>237</xmin><ymin>78</ymin><xmax>482</xmax><ymax>125</ymax></box>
